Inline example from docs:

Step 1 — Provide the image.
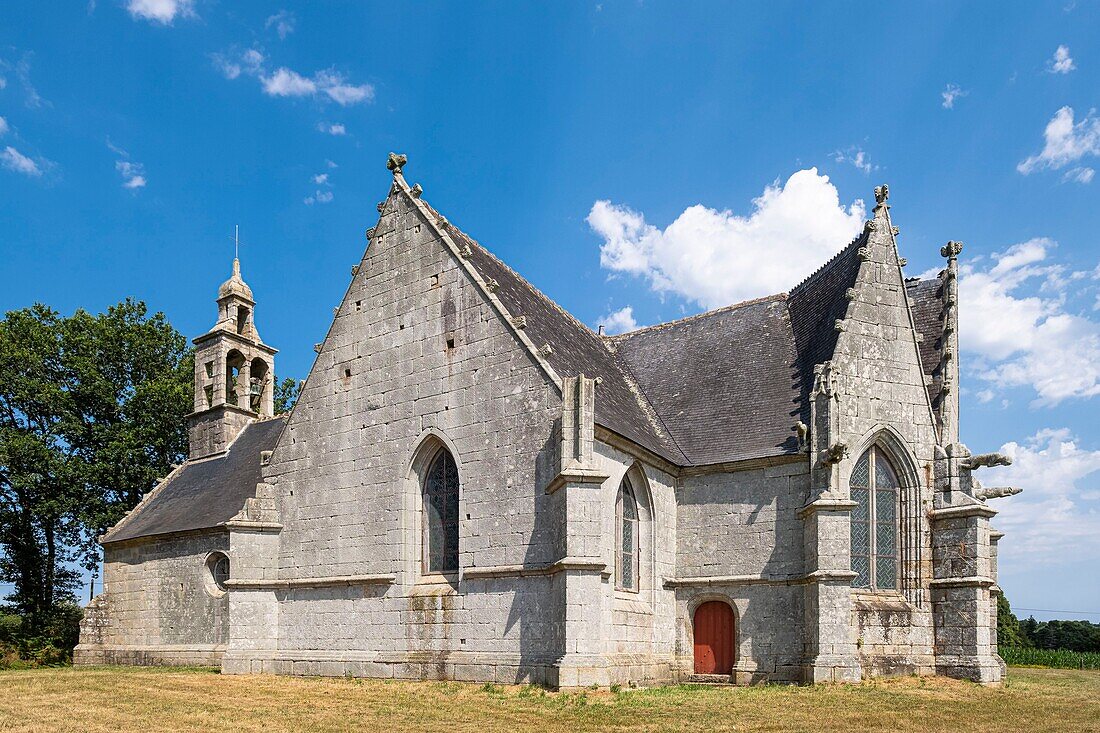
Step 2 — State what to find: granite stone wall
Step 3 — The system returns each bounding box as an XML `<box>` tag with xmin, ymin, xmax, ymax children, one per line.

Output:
<box><xmin>74</xmin><ymin>531</ymin><xmax>230</xmax><ymax>666</ymax></box>
<box><xmin>226</xmin><ymin>184</ymin><xmax>566</xmax><ymax>683</ymax></box>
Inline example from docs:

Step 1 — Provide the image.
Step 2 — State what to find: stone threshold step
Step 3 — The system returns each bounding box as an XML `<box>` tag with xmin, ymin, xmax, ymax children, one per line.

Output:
<box><xmin>686</xmin><ymin>674</ymin><xmax>736</xmax><ymax>685</ymax></box>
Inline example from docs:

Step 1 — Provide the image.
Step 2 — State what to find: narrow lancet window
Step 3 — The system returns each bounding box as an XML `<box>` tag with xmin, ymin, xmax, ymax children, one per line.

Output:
<box><xmin>617</xmin><ymin>478</ymin><xmax>640</xmax><ymax>591</ymax></box>
<box><xmin>850</xmin><ymin>447</ymin><xmax>900</xmax><ymax>591</ymax></box>
<box><xmin>423</xmin><ymin>448</ymin><xmax>459</xmax><ymax>574</ymax></box>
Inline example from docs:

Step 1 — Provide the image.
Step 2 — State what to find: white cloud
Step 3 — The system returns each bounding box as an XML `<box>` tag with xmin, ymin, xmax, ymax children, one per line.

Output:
<box><xmin>832</xmin><ymin>146</ymin><xmax>874</xmax><ymax>174</ymax></box>
<box><xmin>0</xmin><ymin>116</ymin><xmax>8</xmax><ymax>136</ymax></box>
<box><xmin>116</xmin><ymin>160</ymin><xmax>146</xmax><ymax>189</ymax></box>
<box><xmin>315</xmin><ymin>70</ymin><xmax>373</xmax><ymax>105</ymax></box>
<box><xmin>304</xmin><ymin>189</ymin><xmax>333</xmax><ymax>205</ymax></box>
<box><xmin>597</xmin><ymin>306</ymin><xmax>640</xmax><ymax>335</ymax></box>
<box><xmin>262</xmin><ymin>67</ymin><xmax>317</xmax><ymax>97</ymax></box>
<box><xmin>1063</xmin><ymin>166</ymin><xmax>1095</xmax><ymax>184</ymax></box>
<box><xmin>265</xmin><ymin>10</ymin><xmax>296</xmax><ymax>40</ymax></box>
<box><xmin>941</xmin><ymin>83</ymin><xmax>967</xmax><ymax>109</ymax></box>
<box><xmin>0</xmin><ymin>54</ymin><xmax>45</xmax><ymax>108</ymax></box>
<box><xmin>325</xmin><ymin>159</ymin><xmax>338</xmax><ymax>169</ymax></box>
<box><xmin>312</xmin><ymin>173</ymin><xmax>329</xmax><ymax>185</ymax></box>
<box><xmin>214</xmin><ymin>47</ymin><xmax>373</xmax><ymax>107</ymax></box>
<box><xmin>212</xmin><ymin>49</ymin><xmax>264</xmax><ymax>80</ymax></box>
<box><xmin>258</xmin><ymin>67</ymin><xmax>373</xmax><ymax>106</ymax></box>
<box><xmin>1048</xmin><ymin>45</ymin><xmax>1076</xmax><ymax>74</ymax></box>
<box><xmin>318</xmin><ymin>122</ymin><xmax>346</xmax><ymax>136</ymax></box>
<box><xmin>976</xmin><ymin>389</ymin><xmax>995</xmax><ymax>403</ymax></box>
<box><xmin>588</xmin><ymin>168</ymin><xmax>865</xmax><ymax>310</ymax></box>
<box><xmin>1</xmin><ymin>145</ymin><xmax>42</xmax><ymax>176</ymax></box>
<box><xmin>983</xmin><ymin>429</ymin><xmax>1100</xmax><ymax>568</ymax></box>
<box><xmin>1018</xmin><ymin>106</ymin><xmax>1100</xmax><ymax>174</ymax></box>
<box><xmin>108</xmin><ymin>141</ymin><xmax>146</xmax><ymax>189</ymax></box>
<box><xmin>959</xmin><ymin>238</ymin><xmax>1100</xmax><ymax>404</ymax></box>
<box><xmin>126</xmin><ymin>0</ymin><xmax>195</xmax><ymax>24</ymax></box>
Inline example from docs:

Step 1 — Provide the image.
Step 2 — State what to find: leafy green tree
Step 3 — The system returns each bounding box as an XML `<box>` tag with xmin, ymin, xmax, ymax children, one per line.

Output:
<box><xmin>0</xmin><ymin>300</ymin><xmax>191</xmax><ymax>634</ymax></box>
<box><xmin>273</xmin><ymin>376</ymin><xmax>300</xmax><ymax>414</ymax></box>
<box><xmin>1022</xmin><ymin>615</ymin><xmax>1039</xmax><ymax>642</ymax></box>
<box><xmin>996</xmin><ymin>593</ymin><xmax>1027</xmax><ymax>648</ymax></box>
<box><xmin>0</xmin><ymin>305</ymin><xmax>82</xmax><ymax>630</ymax></box>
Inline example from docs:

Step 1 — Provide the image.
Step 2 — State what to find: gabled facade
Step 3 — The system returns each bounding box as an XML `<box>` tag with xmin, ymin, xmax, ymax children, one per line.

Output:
<box><xmin>76</xmin><ymin>158</ymin><xmax>1016</xmax><ymax>686</ymax></box>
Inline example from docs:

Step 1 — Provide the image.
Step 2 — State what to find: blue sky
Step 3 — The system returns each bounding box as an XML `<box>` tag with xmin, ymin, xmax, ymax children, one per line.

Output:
<box><xmin>1</xmin><ymin>2</ymin><xmax>1098</xmax><ymax>620</ymax></box>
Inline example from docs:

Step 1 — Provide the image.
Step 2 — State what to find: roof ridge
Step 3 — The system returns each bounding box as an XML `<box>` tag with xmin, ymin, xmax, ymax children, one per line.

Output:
<box><xmin>437</xmin><ymin>210</ymin><xmax>607</xmax><ymax>341</ymax></box>
<box><xmin>608</xmin><ymin>292</ymin><xmax>788</xmax><ymax>342</ymax></box>
<box><xmin>788</xmin><ymin>229</ymin><xmax>869</xmax><ymax>296</ymax></box>
<box><xmin>416</xmin><ymin>196</ymin><xmax>685</xmax><ymax>461</ymax></box>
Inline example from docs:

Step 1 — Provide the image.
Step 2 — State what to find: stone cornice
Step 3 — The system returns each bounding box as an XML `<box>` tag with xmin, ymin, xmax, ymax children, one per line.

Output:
<box><xmin>225</xmin><ymin>573</ymin><xmax>396</xmax><ymax>590</ymax></box>
<box><xmin>464</xmin><ymin>557</ymin><xmax>607</xmax><ymax>579</ymax></box>
<box><xmin>545</xmin><ymin>466</ymin><xmax>611</xmax><ymax>494</ymax></box>
<box><xmin>193</xmin><ymin>328</ymin><xmax>278</xmax><ymax>354</ymax></box>
<box><xmin>796</xmin><ymin>497</ymin><xmax>858</xmax><ymax>518</ymax></box>
<box><xmin>929</xmin><ymin>503</ymin><xmax>997</xmax><ymax>521</ymax></box>
<box><xmin>929</xmin><ymin>576</ymin><xmax>995</xmax><ymax>589</ymax></box>
<box><xmin>223</xmin><ymin>520</ymin><xmax>283</xmax><ymax>533</ymax></box>
<box><xmin>663</xmin><ymin>570</ymin><xmax>856</xmax><ymax>588</ymax></box>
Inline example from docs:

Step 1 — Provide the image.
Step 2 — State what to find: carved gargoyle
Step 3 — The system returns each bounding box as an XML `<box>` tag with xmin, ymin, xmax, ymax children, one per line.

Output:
<box><xmin>961</xmin><ymin>452</ymin><xmax>1012</xmax><ymax>470</ymax></box>
<box><xmin>794</xmin><ymin>421</ymin><xmax>808</xmax><ymax>451</ymax></box>
<box><xmin>821</xmin><ymin>441</ymin><xmax>848</xmax><ymax>466</ymax></box>
<box><xmin>874</xmin><ymin>184</ymin><xmax>889</xmax><ymax>204</ymax></box>
<box><xmin>975</xmin><ymin>485</ymin><xmax>1023</xmax><ymax>501</ymax></box>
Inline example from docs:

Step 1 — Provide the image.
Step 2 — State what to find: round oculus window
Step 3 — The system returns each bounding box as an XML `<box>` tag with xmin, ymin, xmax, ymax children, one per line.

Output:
<box><xmin>205</xmin><ymin>552</ymin><xmax>230</xmax><ymax>595</ymax></box>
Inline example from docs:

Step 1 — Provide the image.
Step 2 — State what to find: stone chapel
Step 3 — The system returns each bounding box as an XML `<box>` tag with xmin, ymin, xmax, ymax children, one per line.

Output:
<box><xmin>75</xmin><ymin>154</ymin><xmax>1019</xmax><ymax>687</ymax></box>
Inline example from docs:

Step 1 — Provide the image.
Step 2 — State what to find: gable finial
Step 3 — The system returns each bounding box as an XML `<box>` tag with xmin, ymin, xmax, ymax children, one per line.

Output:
<box><xmin>874</xmin><ymin>183</ymin><xmax>889</xmax><ymax>206</ymax></box>
<box><xmin>386</xmin><ymin>152</ymin><xmax>407</xmax><ymax>175</ymax></box>
<box><xmin>940</xmin><ymin>241</ymin><xmax>964</xmax><ymax>259</ymax></box>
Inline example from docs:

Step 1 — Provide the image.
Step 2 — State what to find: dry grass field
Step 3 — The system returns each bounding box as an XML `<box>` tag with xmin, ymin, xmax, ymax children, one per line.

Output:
<box><xmin>0</xmin><ymin>666</ymin><xmax>1097</xmax><ymax>733</ymax></box>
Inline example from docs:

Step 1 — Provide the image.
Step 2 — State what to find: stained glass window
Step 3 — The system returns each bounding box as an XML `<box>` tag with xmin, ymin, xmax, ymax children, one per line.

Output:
<box><xmin>423</xmin><ymin>449</ymin><xmax>459</xmax><ymax>574</ymax></box>
<box><xmin>850</xmin><ymin>453</ymin><xmax>871</xmax><ymax>588</ymax></box>
<box><xmin>849</xmin><ymin>446</ymin><xmax>900</xmax><ymax>591</ymax></box>
<box><xmin>617</xmin><ymin>478</ymin><xmax>640</xmax><ymax>591</ymax></box>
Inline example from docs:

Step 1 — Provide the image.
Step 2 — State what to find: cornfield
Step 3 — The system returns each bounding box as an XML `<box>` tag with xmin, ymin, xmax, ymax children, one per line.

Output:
<box><xmin>1000</xmin><ymin>646</ymin><xmax>1100</xmax><ymax>670</ymax></box>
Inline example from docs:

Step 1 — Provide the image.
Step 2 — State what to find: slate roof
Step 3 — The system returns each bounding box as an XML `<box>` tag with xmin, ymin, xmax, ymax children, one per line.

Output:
<box><xmin>429</xmin><ymin>200</ymin><xmax>880</xmax><ymax>468</ymax></box>
<box><xmin>102</xmin><ymin>417</ymin><xmax>285</xmax><ymax>544</ymax></box>
<box><xmin>427</xmin><ymin>204</ymin><xmax>689</xmax><ymax>465</ymax></box>
<box><xmin>786</xmin><ymin>234</ymin><xmax>867</xmax><ymax>421</ymax></box>
<box><xmin>610</xmin><ymin>295</ymin><xmax>801</xmax><ymax>465</ymax></box>
<box><xmin>906</xmin><ymin>272</ymin><xmax>947</xmax><ymax>411</ymax></box>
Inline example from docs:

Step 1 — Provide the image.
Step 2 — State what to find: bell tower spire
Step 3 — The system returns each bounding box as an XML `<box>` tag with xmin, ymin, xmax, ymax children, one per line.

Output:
<box><xmin>186</xmin><ymin>245</ymin><xmax>278</xmax><ymax>459</ymax></box>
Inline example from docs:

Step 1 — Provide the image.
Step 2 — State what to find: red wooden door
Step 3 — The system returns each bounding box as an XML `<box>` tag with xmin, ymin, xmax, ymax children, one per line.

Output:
<box><xmin>693</xmin><ymin>601</ymin><xmax>734</xmax><ymax>675</ymax></box>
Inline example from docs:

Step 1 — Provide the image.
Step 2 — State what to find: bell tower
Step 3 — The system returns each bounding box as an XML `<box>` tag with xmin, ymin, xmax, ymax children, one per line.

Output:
<box><xmin>186</xmin><ymin>257</ymin><xmax>278</xmax><ymax>459</ymax></box>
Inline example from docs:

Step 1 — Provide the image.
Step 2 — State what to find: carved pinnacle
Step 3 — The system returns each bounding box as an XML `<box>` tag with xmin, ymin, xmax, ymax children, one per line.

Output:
<box><xmin>386</xmin><ymin>152</ymin><xmax>407</xmax><ymax>175</ymax></box>
<box><xmin>874</xmin><ymin>184</ymin><xmax>889</xmax><ymax>205</ymax></box>
<box><xmin>941</xmin><ymin>241</ymin><xmax>964</xmax><ymax>259</ymax></box>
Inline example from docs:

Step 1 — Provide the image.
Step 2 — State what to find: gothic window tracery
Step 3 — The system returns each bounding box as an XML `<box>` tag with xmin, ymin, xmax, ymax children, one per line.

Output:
<box><xmin>616</xmin><ymin>477</ymin><xmax>640</xmax><ymax>592</ymax></box>
<box><xmin>423</xmin><ymin>448</ymin><xmax>459</xmax><ymax>574</ymax></box>
<box><xmin>850</xmin><ymin>446</ymin><xmax>899</xmax><ymax>591</ymax></box>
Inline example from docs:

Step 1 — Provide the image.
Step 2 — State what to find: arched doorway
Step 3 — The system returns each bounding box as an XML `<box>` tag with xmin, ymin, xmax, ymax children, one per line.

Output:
<box><xmin>693</xmin><ymin>601</ymin><xmax>735</xmax><ymax>675</ymax></box>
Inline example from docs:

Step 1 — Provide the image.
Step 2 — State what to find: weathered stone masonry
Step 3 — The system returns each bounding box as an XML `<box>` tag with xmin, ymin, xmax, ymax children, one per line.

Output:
<box><xmin>76</xmin><ymin>159</ymin><xmax>1017</xmax><ymax>687</ymax></box>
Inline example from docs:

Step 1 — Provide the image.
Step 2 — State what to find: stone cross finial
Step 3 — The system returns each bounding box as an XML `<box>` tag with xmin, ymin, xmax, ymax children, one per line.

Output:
<box><xmin>941</xmin><ymin>240</ymin><xmax>964</xmax><ymax>259</ymax></box>
<box><xmin>874</xmin><ymin>184</ymin><xmax>889</xmax><ymax>205</ymax></box>
<box><xmin>386</xmin><ymin>152</ymin><xmax>407</xmax><ymax>175</ymax></box>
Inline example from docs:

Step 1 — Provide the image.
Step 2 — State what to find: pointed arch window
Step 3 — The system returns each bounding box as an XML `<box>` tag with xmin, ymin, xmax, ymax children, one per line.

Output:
<box><xmin>616</xmin><ymin>477</ymin><xmax>640</xmax><ymax>592</ymax></box>
<box><xmin>422</xmin><ymin>448</ymin><xmax>459</xmax><ymax>574</ymax></box>
<box><xmin>850</xmin><ymin>446</ymin><xmax>899</xmax><ymax>591</ymax></box>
